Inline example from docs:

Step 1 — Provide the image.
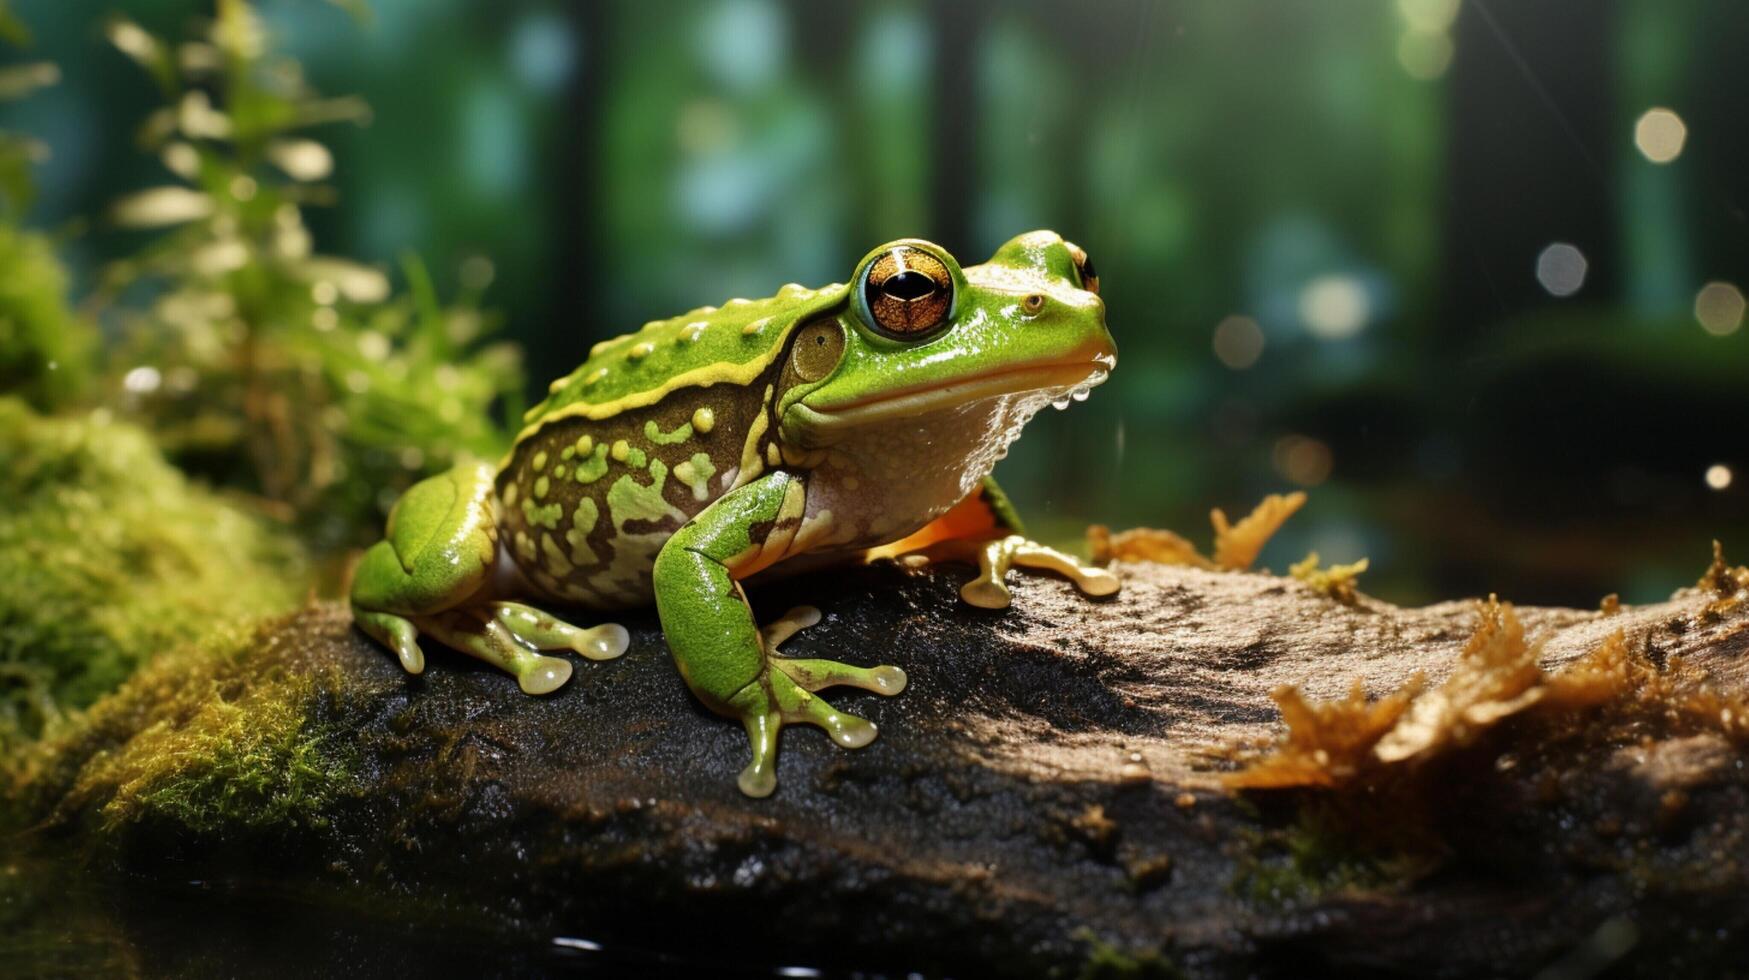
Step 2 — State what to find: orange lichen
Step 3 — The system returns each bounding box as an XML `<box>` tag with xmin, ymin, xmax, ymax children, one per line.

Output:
<box><xmin>1224</xmin><ymin>678</ymin><xmax>1421</xmax><ymax>789</ymax></box>
<box><xmin>1089</xmin><ymin>491</ymin><xmax>1306</xmax><ymax>573</ymax></box>
<box><xmin>1210</xmin><ymin>493</ymin><xmax>1306</xmax><ymax>572</ymax></box>
<box><xmin>1374</xmin><ymin>599</ymin><xmax>1548</xmax><ymax>763</ymax></box>
<box><xmin>1228</xmin><ymin>588</ymin><xmax>1749</xmax><ymax>792</ymax></box>
<box><xmin>1087</xmin><ymin>525</ymin><xmax>1213</xmax><ymax>569</ymax></box>
<box><xmin>1289</xmin><ymin>553</ymin><xmax>1370</xmax><ymax>604</ymax></box>
<box><xmin>1696</xmin><ymin>540</ymin><xmax>1749</xmax><ymax>622</ymax></box>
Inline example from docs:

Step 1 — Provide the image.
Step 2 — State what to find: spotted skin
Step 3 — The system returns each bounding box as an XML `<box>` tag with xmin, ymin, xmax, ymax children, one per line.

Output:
<box><xmin>350</xmin><ymin>231</ymin><xmax>1120</xmax><ymax>797</ymax></box>
<box><xmin>498</xmin><ymin>380</ymin><xmax>773</xmax><ymax>608</ymax></box>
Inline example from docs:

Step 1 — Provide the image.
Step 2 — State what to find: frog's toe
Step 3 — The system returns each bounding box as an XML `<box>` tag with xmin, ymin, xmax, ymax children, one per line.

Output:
<box><xmin>812</xmin><ymin>705</ymin><xmax>878</xmax><ymax>748</ymax></box>
<box><xmin>758</xmin><ymin>605</ymin><xmax>822</xmax><ymax>650</ymax></box>
<box><xmin>517</xmin><ymin>654</ymin><xmax>574</xmax><ymax>695</ymax></box>
<box><xmin>571</xmin><ymin>622</ymin><xmax>630</xmax><ymax>662</ymax></box>
<box><xmin>960</xmin><ymin>576</ymin><xmax>1014</xmax><ymax>610</ymax></box>
<box><xmin>737</xmin><ymin>712</ymin><xmax>780</xmax><ymax>798</ymax></box>
<box><xmin>774</xmin><ymin>657</ymin><xmax>907</xmax><ymax>696</ymax></box>
<box><xmin>774</xmin><ymin>674</ymin><xmax>878</xmax><ymax>748</ymax></box>
<box><xmin>1008</xmin><ymin>541</ymin><xmax>1121</xmax><ymax>598</ymax></box>
<box><xmin>354</xmin><ymin>609</ymin><xmax>427</xmax><ymax>675</ymax></box>
<box><xmin>490</xmin><ymin>601</ymin><xmax>629</xmax><ymax>662</ymax></box>
<box><xmin>948</xmin><ymin>534</ymin><xmax>1122</xmax><ymax>608</ymax></box>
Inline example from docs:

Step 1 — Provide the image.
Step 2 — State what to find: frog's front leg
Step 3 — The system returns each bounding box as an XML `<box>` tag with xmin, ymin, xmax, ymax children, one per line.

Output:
<box><xmin>652</xmin><ymin>470</ymin><xmax>906</xmax><ymax>798</ymax></box>
<box><xmin>350</xmin><ymin>463</ymin><xmax>628</xmax><ymax>694</ymax></box>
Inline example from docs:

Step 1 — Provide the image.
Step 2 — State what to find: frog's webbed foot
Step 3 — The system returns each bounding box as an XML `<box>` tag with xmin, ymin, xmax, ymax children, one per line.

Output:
<box><xmin>962</xmin><ymin>534</ymin><xmax>1121</xmax><ymax>609</ymax></box>
<box><xmin>902</xmin><ymin>534</ymin><xmax>1120</xmax><ymax>610</ymax></box>
<box><xmin>731</xmin><ymin>605</ymin><xmax>908</xmax><ymax>798</ymax></box>
<box><xmin>361</xmin><ymin>603</ymin><xmax>628</xmax><ymax>696</ymax></box>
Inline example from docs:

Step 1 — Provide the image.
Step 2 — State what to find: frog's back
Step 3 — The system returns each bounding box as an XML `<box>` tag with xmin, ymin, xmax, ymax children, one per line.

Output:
<box><xmin>497</xmin><ymin>282</ymin><xmax>845</xmax><ymax>608</ymax></box>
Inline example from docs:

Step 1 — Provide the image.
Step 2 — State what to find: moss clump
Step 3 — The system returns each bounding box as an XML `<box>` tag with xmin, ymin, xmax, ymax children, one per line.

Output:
<box><xmin>1077</xmin><ymin>933</ymin><xmax>1184</xmax><ymax>980</ymax></box>
<box><xmin>11</xmin><ymin>614</ymin><xmax>362</xmax><ymax>833</ymax></box>
<box><xmin>0</xmin><ymin>226</ymin><xmax>94</xmax><ymax>411</ymax></box>
<box><xmin>68</xmin><ymin>636</ymin><xmax>356</xmax><ymax>832</ymax></box>
<box><xmin>1231</xmin><ymin>815</ymin><xmax>1428</xmax><ymax>908</ymax></box>
<box><xmin>0</xmin><ymin>399</ymin><xmax>304</xmax><ymax>742</ymax></box>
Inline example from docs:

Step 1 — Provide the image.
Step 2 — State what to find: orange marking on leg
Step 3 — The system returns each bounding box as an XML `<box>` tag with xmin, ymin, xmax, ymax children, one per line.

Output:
<box><xmin>864</xmin><ymin>486</ymin><xmax>1004</xmax><ymax>561</ymax></box>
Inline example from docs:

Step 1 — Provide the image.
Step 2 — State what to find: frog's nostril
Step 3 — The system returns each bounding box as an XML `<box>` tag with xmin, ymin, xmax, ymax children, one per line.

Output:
<box><xmin>1022</xmin><ymin>294</ymin><xmax>1046</xmax><ymax>315</ymax></box>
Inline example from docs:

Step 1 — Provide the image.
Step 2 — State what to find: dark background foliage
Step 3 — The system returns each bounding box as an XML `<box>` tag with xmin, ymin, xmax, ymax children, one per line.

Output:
<box><xmin>5</xmin><ymin>0</ymin><xmax>1747</xmax><ymax>606</ymax></box>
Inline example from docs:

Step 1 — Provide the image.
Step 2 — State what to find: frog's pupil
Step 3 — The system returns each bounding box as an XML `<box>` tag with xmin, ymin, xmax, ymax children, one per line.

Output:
<box><xmin>883</xmin><ymin>270</ymin><xmax>936</xmax><ymax>302</ymax></box>
<box><xmin>1079</xmin><ymin>254</ymin><xmax>1097</xmax><ymax>283</ymax></box>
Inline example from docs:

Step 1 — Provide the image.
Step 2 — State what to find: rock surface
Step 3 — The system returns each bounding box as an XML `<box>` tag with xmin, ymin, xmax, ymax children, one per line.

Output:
<box><xmin>14</xmin><ymin>559</ymin><xmax>1749</xmax><ymax>977</ymax></box>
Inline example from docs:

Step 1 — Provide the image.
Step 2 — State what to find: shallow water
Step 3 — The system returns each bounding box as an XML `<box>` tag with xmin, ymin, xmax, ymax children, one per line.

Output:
<box><xmin>0</xmin><ymin>847</ymin><xmax>870</xmax><ymax>979</ymax></box>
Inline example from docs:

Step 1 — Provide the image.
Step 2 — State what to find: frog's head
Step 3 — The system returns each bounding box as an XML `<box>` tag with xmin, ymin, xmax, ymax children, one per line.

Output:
<box><xmin>777</xmin><ymin>231</ymin><xmax>1115</xmax><ymax>453</ymax></box>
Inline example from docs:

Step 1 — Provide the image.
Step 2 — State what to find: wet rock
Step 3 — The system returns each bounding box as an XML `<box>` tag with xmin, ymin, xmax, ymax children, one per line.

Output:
<box><xmin>11</xmin><ymin>560</ymin><xmax>1749</xmax><ymax>978</ymax></box>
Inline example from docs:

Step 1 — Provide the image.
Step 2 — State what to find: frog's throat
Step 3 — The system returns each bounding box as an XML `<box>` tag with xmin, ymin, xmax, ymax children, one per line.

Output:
<box><xmin>789</xmin><ymin>351</ymin><xmax>1114</xmax><ymax>434</ymax></box>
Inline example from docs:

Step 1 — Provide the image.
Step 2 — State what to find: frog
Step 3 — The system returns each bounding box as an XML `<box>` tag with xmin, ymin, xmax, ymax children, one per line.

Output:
<box><xmin>349</xmin><ymin>230</ymin><xmax>1119</xmax><ymax>797</ymax></box>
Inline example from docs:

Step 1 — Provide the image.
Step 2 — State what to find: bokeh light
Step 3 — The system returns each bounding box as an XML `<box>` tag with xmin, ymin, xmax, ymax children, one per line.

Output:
<box><xmin>1395</xmin><ymin>0</ymin><xmax>1458</xmax><ymax>80</ymax></box>
<box><xmin>1297</xmin><ymin>275</ymin><xmax>1370</xmax><ymax>339</ymax></box>
<box><xmin>1706</xmin><ymin>464</ymin><xmax>1733</xmax><ymax>491</ymax></box>
<box><xmin>1535</xmin><ymin>242</ymin><xmax>1587</xmax><ymax>297</ymax></box>
<box><xmin>1693</xmin><ymin>281</ymin><xmax>1745</xmax><ymax>336</ymax></box>
<box><xmin>1397</xmin><ymin>0</ymin><xmax>1461</xmax><ymax>32</ymax></box>
<box><xmin>1273</xmin><ymin>434</ymin><xmax>1333</xmax><ymax>487</ymax></box>
<box><xmin>1211</xmin><ymin>315</ymin><xmax>1265</xmax><ymax>370</ymax></box>
<box><xmin>1397</xmin><ymin>31</ymin><xmax>1454</xmax><ymax>81</ymax></box>
<box><xmin>1633</xmin><ymin>107</ymin><xmax>1687</xmax><ymax>164</ymax></box>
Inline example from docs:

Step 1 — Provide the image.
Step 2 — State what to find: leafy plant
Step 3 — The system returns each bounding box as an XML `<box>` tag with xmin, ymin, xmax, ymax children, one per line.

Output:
<box><xmin>0</xmin><ymin>4</ymin><xmax>94</xmax><ymax>411</ymax></box>
<box><xmin>99</xmin><ymin>0</ymin><xmax>523</xmax><ymax>549</ymax></box>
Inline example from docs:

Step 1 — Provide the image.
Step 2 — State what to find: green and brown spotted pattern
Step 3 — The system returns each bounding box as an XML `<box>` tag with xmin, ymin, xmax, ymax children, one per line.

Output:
<box><xmin>498</xmin><ymin>373</ymin><xmax>776</xmax><ymax>607</ymax></box>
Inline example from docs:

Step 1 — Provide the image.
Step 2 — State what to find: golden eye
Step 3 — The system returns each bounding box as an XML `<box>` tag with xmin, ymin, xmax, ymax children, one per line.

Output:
<box><xmin>1021</xmin><ymin>293</ymin><xmax>1045</xmax><ymax>315</ymax></box>
<box><xmin>1066</xmin><ymin>241</ymin><xmax>1099</xmax><ymax>295</ymax></box>
<box><xmin>860</xmin><ymin>245</ymin><xmax>953</xmax><ymax>339</ymax></box>
<box><xmin>790</xmin><ymin>319</ymin><xmax>845</xmax><ymax>382</ymax></box>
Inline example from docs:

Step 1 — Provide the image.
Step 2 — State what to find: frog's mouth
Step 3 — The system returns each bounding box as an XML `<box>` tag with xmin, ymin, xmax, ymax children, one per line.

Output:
<box><xmin>791</xmin><ymin>350</ymin><xmax>1115</xmax><ymax>433</ymax></box>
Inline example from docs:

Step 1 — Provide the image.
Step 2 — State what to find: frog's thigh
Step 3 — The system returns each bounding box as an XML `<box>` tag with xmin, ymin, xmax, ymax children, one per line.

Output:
<box><xmin>350</xmin><ymin>462</ymin><xmax>499</xmax><ymax>617</ymax></box>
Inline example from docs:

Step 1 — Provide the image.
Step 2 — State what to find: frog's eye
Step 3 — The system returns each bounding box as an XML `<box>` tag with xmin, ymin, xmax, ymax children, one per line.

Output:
<box><xmin>1066</xmin><ymin>241</ymin><xmax>1099</xmax><ymax>296</ymax></box>
<box><xmin>859</xmin><ymin>245</ymin><xmax>954</xmax><ymax>339</ymax></box>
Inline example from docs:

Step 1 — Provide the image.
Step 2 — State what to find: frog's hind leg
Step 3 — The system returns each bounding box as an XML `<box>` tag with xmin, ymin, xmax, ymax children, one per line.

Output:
<box><xmin>863</xmin><ymin>476</ymin><xmax>1119</xmax><ymax>609</ymax></box>
<box><xmin>349</xmin><ymin>462</ymin><xmax>628</xmax><ymax>694</ymax></box>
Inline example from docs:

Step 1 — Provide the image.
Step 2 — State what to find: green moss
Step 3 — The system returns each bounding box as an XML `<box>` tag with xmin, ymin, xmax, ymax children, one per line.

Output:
<box><xmin>10</xmin><ymin>615</ymin><xmax>362</xmax><ymax>833</ymax></box>
<box><xmin>0</xmin><ymin>399</ymin><xmax>304</xmax><ymax>742</ymax></box>
<box><xmin>78</xmin><ymin>657</ymin><xmax>358</xmax><ymax>833</ymax></box>
<box><xmin>1077</xmin><ymin>933</ymin><xmax>1184</xmax><ymax>980</ymax></box>
<box><xmin>1231</xmin><ymin>812</ymin><xmax>1428</xmax><ymax>907</ymax></box>
<box><xmin>0</xmin><ymin>226</ymin><xmax>94</xmax><ymax>411</ymax></box>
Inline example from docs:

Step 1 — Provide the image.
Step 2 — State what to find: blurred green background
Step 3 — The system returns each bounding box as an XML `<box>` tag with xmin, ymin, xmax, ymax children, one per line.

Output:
<box><xmin>4</xmin><ymin>0</ymin><xmax>1747</xmax><ymax>608</ymax></box>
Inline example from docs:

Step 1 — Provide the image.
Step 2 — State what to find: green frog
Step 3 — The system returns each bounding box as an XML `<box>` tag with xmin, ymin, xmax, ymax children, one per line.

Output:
<box><xmin>350</xmin><ymin>230</ymin><xmax>1119</xmax><ymax>796</ymax></box>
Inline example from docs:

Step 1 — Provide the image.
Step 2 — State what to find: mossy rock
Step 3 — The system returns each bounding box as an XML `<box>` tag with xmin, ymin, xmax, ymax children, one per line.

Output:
<box><xmin>9</xmin><ymin>559</ymin><xmax>1749</xmax><ymax>977</ymax></box>
<box><xmin>0</xmin><ymin>399</ymin><xmax>304</xmax><ymax>742</ymax></box>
